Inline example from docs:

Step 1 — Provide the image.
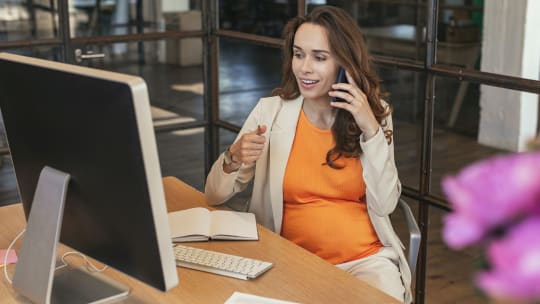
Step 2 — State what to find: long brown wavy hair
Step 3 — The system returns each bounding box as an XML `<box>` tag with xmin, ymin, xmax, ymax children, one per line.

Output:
<box><xmin>272</xmin><ymin>6</ymin><xmax>393</xmax><ymax>169</ymax></box>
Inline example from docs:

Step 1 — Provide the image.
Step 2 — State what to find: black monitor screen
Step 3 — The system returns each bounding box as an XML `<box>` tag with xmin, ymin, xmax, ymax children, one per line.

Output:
<box><xmin>0</xmin><ymin>53</ymin><xmax>178</xmax><ymax>293</ymax></box>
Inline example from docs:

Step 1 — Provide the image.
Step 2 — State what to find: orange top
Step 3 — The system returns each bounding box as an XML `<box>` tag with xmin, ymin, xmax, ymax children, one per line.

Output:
<box><xmin>281</xmin><ymin>109</ymin><xmax>382</xmax><ymax>265</ymax></box>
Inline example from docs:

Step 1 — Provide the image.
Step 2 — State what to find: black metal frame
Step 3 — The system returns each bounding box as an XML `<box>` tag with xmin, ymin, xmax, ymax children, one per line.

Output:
<box><xmin>1</xmin><ymin>0</ymin><xmax>539</xmax><ymax>302</ymax></box>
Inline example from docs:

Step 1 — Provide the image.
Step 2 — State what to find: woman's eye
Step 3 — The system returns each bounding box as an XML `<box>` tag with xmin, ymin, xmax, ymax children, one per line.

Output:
<box><xmin>293</xmin><ymin>52</ymin><xmax>303</xmax><ymax>58</ymax></box>
<box><xmin>316</xmin><ymin>56</ymin><xmax>326</xmax><ymax>61</ymax></box>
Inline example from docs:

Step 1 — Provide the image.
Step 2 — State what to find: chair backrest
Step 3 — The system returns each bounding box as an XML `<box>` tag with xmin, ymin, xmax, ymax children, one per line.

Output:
<box><xmin>397</xmin><ymin>198</ymin><xmax>421</xmax><ymax>275</ymax></box>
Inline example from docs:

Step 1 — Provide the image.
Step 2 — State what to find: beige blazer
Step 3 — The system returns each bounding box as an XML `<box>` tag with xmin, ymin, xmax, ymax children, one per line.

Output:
<box><xmin>205</xmin><ymin>95</ymin><xmax>412</xmax><ymax>303</ymax></box>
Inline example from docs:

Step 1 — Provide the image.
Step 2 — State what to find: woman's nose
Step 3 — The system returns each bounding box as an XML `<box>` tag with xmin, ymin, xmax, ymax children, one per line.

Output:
<box><xmin>300</xmin><ymin>58</ymin><xmax>312</xmax><ymax>73</ymax></box>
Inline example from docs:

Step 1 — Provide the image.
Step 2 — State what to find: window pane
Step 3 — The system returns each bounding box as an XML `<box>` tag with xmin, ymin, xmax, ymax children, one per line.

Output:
<box><xmin>0</xmin><ymin>0</ymin><xmax>60</xmax><ymax>41</ymax></box>
<box><xmin>435</xmin><ymin>0</ymin><xmax>482</xmax><ymax>74</ymax></box>
<box><xmin>219</xmin><ymin>0</ymin><xmax>298</xmax><ymax>38</ymax></box>
<box><xmin>72</xmin><ymin>39</ymin><xmax>204</xmax><ymax>123</ymax></box>
<box><xmin>307</xmin><ymin>1</ymin><xmax>426</xmax><ymax>62</ymax></box>
<box><xmin>308</xmin><ymin>0</ymin><xmax>420</xmax><ymax>26</ymax></box>
<box><xmin>156</xmin><ymin>128</ymin><xmax>205</xmax><ymax>191</ymax></box>
<box><xmin>218</xmin><ymin>38</ymin><xmax>281</xmax><ymax>126</ymax></box>
<box><xmin>377</xmin><ymin>67</ymin><xmax>425</xmax><ymax>191</ymax></box>
<box><xmin>69</xmin><ymin>0</ymin><xmax>202</xmax><ymax>38</ymax></box>
<box><xmin>432</xmin><ymin>77</ymin><xmax>538</xmax><ymax>199</ymax></box>
<box><xmin>436</xmin><ymin>0</ymin><xmax>539</xmax><ymax>81</ymax></box>
<box><xmin>434</xmin><ymin>76</ymin><xmax>482</xmax><ymax>137</ymax></box>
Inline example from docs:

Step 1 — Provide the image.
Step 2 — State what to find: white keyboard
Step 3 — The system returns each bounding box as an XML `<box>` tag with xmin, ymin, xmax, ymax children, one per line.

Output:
<box><xmin>173</xmin><ymin>244</ymin><xmax>273</xmax><ymax>280</ymax></box>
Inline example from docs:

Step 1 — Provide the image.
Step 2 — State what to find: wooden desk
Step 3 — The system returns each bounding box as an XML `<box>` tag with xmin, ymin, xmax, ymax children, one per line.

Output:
<box><xmin>0</xmin><ymin>177</ymin><xmax>398</xmax><ymax>303</ymax></box>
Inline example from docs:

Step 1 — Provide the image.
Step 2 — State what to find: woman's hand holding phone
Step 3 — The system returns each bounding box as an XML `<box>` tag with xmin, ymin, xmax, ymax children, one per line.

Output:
<box><xmin>329</xmin><ymin>69</ymin><xmax>380</xmax><ymax>140</ymax></box>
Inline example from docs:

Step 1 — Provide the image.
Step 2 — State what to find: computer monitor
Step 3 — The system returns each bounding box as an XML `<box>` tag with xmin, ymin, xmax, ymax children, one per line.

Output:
<box><xmin>0</xmin><ymin>52</ymin><xmax>178</xmax><ymax>303</ymax></box>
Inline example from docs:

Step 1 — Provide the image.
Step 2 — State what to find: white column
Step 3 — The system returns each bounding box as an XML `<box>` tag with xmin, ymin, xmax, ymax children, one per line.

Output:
<box><xmin>478</xmin><ymin>0</ymin><xmax>539</xmax><ymax>152</ymax></box>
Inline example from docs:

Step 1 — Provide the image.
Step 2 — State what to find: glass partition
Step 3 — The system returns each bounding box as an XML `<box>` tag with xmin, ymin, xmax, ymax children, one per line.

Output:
<box><xmin>156</xmin><ymin>128</ymin><xmax>205</xmax><ymax>191</ymax></box>
<box><xmin>69</xmin><ymin>0</ymin><xmax>202</xmax><ymax>37</ymax></box>
<box><xmin>219</xmin><ymin>0</ymin><xmax>298</xmax><ymax>38</ymax></box>
<box><xmin>436</xmin><ymin>0</ymin><xmax>538</xmax><ymax>81</ymax></box>
<box><xmin>71</xmin><ymin>39</ymin><xmax>204</xmax><ymax>123</ymax></box>
<box><xmin>431</xmin><ymin>78</ymin><xmax>538</xmax><ymax>199</ymax></box>
<box><xmin>308</xmin><ymin>0</ymin><xmax>427</xmax><ymax>63</ymax></box>
<box><xmin>218</xmin><ymin>38</ymin><xmax>281</xmax><ymax>126</ymax></box>
<box><xmin>0</xmin><ymin>0</ymin><xmax>61</xmax><ymax>41</ymax></box>
<box><xmin>378</xmin><ymin>67</ymin><xmax>425</xmax><ymax>191</ymax></box>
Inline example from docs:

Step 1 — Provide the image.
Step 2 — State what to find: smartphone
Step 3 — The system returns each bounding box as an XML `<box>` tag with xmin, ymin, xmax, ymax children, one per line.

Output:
<box><xmin>332</xmin><ymin>67</ymin><xmax>348</xmax><ymax>102</ymax></box>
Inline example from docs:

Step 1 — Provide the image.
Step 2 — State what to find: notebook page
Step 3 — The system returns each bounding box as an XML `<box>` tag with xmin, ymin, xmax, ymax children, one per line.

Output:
<box><xmin>209</xmin><ymin>210</ymin><xmax>258</xmax><ymax>240</ymax></box>
<box><xmin>168</xmin><ymin>207</ymin><xmax>211</xmax><ymax>240</ymax></box>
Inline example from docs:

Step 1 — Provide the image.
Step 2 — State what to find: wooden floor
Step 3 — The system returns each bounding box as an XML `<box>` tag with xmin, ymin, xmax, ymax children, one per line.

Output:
<box><xmin>0</xmin><ymin>40</ymin><xmax>506</xmax><ymax>303</ymax></box>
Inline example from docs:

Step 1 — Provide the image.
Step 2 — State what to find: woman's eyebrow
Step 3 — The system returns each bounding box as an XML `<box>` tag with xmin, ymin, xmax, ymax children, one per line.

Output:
<box><xmin>293</xmin><ymin>45</ymin><xmax>330</xmax><ymax>54</ymax></box>
<box><xmin>312</xmin><ymin>49</ymin><xmax>330</xmax><ymax>55</ymax></box>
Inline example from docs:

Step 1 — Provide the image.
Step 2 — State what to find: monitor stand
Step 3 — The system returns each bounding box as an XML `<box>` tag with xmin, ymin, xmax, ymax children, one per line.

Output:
<box><xmin>12</xmin><ymin>166</ymin><xmax>130</xmax><ymax>304</ymax></box>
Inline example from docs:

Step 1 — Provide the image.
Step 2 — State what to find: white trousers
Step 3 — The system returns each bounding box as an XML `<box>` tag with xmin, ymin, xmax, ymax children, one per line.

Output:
<box><xmin>336</xmin><ymin>247</ymin><xmax>405</xmax><ymax>303</ymax></box>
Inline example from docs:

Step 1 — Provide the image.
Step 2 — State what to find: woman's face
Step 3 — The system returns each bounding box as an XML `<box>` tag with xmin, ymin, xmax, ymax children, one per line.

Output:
<box><xmin>292</xmin><ymin>23</ymin><xmax>339</xmax><ymax>103</ymax></box>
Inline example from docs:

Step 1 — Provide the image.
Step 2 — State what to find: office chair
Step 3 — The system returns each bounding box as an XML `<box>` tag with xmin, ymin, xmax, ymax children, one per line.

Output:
<box><xmin>397</xmin><ymin>198</ymin><xmax>421</xmax><ymax>275</ymax></box>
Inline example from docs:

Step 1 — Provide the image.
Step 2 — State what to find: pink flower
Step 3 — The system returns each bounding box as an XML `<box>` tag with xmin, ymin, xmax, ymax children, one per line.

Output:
<box><xmin>442</xmin><ymin>213</ymin><xmax>484</xmax><ymax>249</ymax></box>
<box><xmin>475</xmin><ymin>217</ymin><xmax>540</xmax><ymax>300</ymax></box>
<box><xmin>442</xmin><ymin>152</ymin><xmax>540</xmax><ymax>249</ymax></box>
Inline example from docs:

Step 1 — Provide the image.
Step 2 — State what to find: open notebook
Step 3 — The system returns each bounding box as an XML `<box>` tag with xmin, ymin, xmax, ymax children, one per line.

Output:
<box><xmin>168</xmin><ymin>207</ymin><xmax>258</xmax><ymax>242</ymax></box>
